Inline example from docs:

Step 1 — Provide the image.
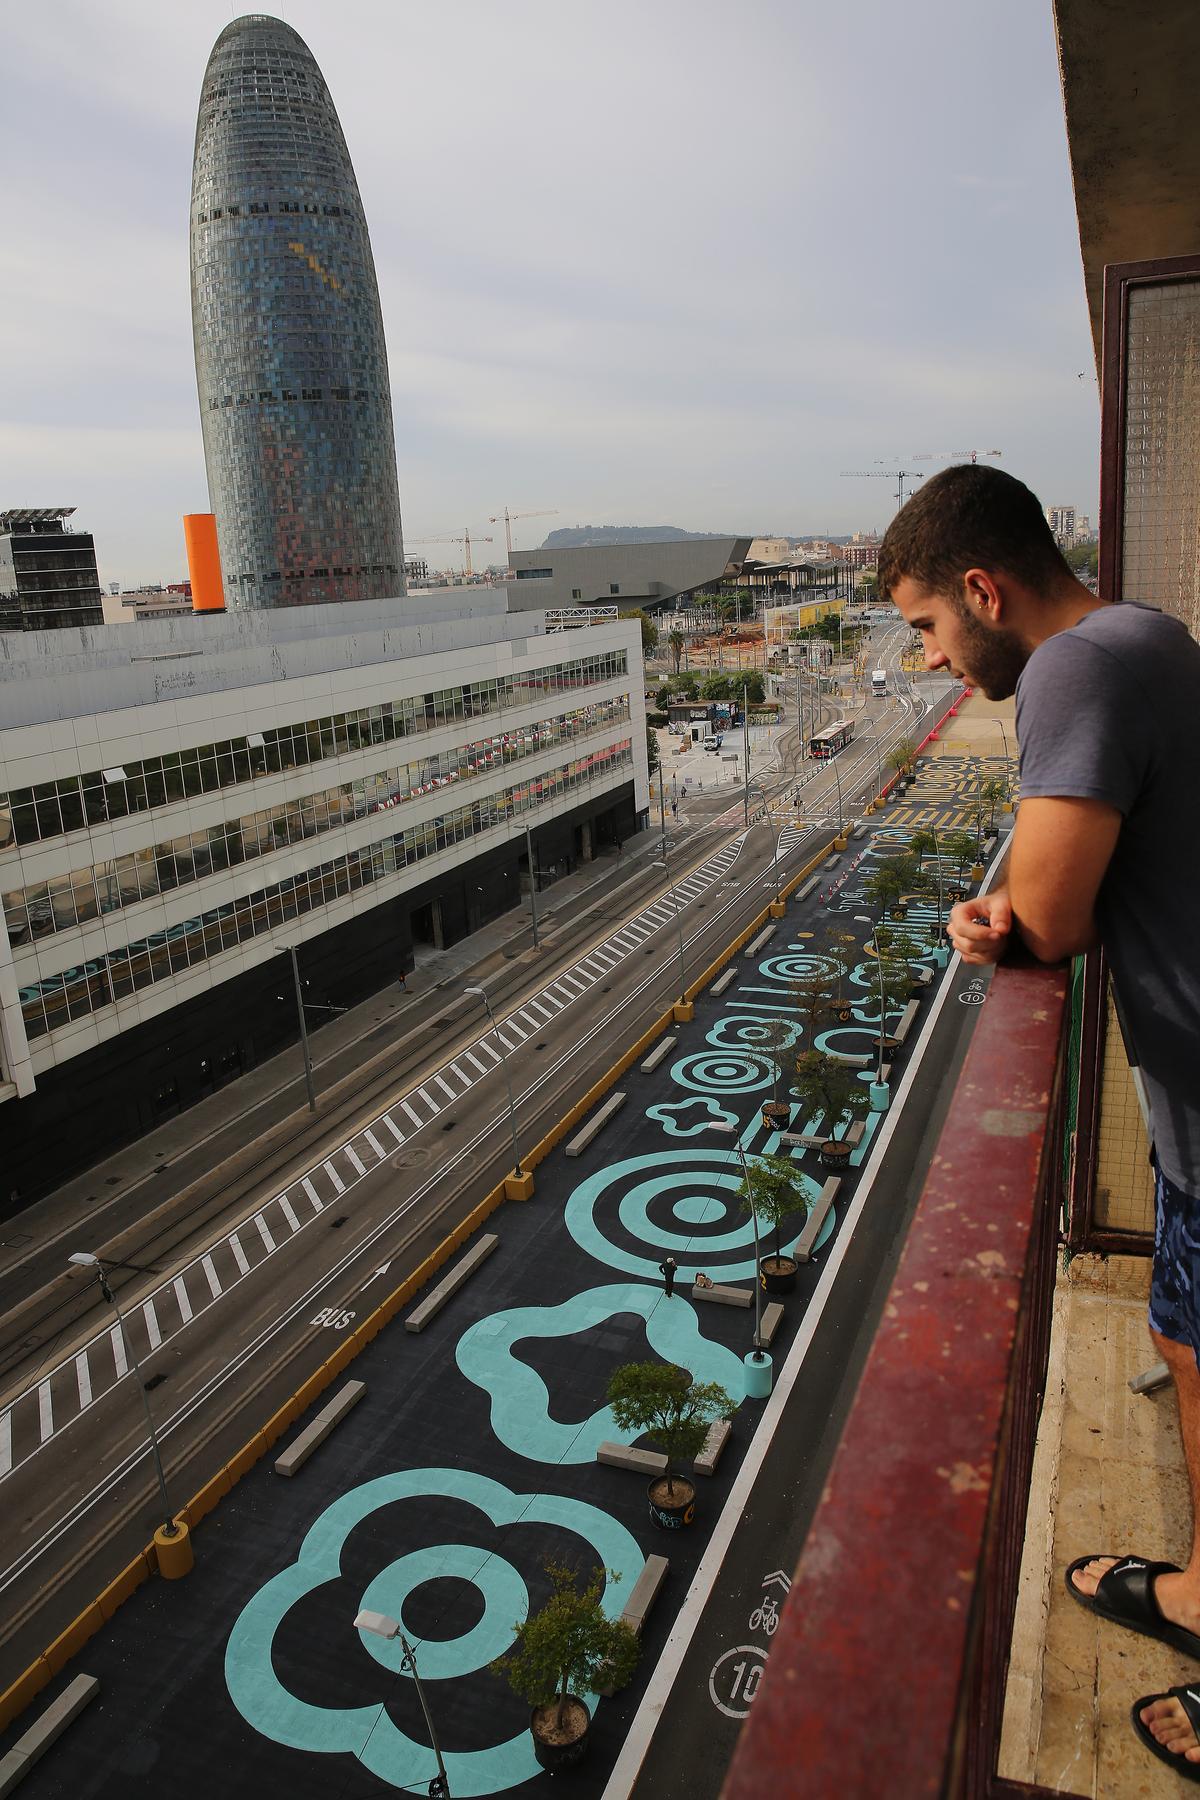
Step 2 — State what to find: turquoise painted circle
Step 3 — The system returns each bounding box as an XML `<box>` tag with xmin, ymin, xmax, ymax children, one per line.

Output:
<box><xmin>671</xmin><ymin>1050</ymin><xmax>771</xmax><ymax>1094</ymax></box>
<box><xmin>672</xmin><ymin>1194</ymin><xmax>720</xmax><ymax>1225</ymax></box>
<box><xmin>359</xmin><ymin>1545</ymin><xmax>529</xmax><ymax>1681</ymax></box>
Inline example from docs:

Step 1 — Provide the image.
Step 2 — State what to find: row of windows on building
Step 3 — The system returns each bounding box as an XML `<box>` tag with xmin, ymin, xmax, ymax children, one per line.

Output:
<box><xmin>2</xmin><ymin>698</ymin><xmax>630</xmax><ymax>947</ymax></box>
<box><xmin>18</xmin><ymin>741</ymin><xmax>633</xmax><ymax>1043</ymax></box>
<box><xmin>0</xmin><ymin>650</ymin><xmax>630</xmax><ymax>853</ymax></box>
<box><xmin>195</xmin><ymin>201</ymin><xmax>353</xmax><ymax>223</ymax></box>
<box><xmin>207</xmin><ymin>388</ymin><xmax>374</xmax><ymax>409</ymax></box>
<box><xmin>223</xmin><ymin>565</ymin><xmax>399</xmax><ymax>587</ymax></box>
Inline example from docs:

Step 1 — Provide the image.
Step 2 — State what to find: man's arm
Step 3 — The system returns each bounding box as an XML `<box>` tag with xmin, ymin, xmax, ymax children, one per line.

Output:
<box><xmin>946</xmin><ymin>795</ymin><xmax>1121</xmax><ymax>965</ymax></box>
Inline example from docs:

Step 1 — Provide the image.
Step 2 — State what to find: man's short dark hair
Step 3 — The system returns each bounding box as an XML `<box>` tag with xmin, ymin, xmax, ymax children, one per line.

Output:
<box><xmin>877</xmin><ymin>465</ymin><xmax>1073</xmax><ymax>602</ymax></box>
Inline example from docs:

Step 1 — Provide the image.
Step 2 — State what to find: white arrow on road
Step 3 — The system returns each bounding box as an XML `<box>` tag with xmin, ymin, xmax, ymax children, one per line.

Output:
<box><xmin>761</xmin><ymin>1569</ymin><xmax>792</xmax><ymax>1593</ymax></box>
<box><xmin>360</xmin><ymin>1263</ymin><xmax>392</xmax><ymax>1293</ymax></box>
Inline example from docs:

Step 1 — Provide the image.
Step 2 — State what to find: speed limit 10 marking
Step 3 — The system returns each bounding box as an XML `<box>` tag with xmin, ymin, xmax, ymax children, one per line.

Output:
<box><xmin>709</xmin><ymin>1644</ymin><xmax>768</xmax><ymax>1719</ymax></box>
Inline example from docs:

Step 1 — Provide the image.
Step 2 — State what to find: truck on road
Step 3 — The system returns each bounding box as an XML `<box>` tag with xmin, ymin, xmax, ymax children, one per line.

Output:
<box><xmin>871</xmin><ymin>668</ymin><xmax>888</xmax><ymax>696</ymax></box>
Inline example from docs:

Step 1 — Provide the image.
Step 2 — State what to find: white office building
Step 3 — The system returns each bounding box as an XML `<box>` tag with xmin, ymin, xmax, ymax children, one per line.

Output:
<box><xmin>0</xmin><ymin>594</ymin><xmax>647</xmax><ymax>1197</ymax></box>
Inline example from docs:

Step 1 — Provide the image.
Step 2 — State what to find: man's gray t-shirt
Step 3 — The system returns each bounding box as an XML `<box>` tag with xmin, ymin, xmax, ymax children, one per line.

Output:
<box><xmin>1016</xmin><ymin>601</ymin><xmax>1200</xmax><ymax>1196</ymax></box>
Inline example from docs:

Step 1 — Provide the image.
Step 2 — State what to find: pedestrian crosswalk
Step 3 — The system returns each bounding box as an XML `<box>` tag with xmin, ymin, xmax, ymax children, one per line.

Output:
<box><xmin>0</xmin><ymin>830</ymin><xmax>748</xmax><ymax>1484</ymax></box>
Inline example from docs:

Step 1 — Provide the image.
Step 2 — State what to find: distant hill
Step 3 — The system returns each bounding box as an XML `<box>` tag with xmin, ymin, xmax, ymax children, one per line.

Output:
<box><xmin>542</xmin><ymin>525</ymin><xmax>731</xmax><ymax>549</ymax></box>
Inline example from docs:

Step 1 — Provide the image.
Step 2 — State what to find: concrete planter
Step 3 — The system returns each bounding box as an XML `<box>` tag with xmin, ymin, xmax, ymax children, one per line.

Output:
<box><xmin>531</xmin><ymin>1700</ymin><xmax>591</xmax><ymax>1771</ymax></box>
<box><xmin>648</xmin><ymin>1475</ymin><xmax>696</xmax><ymax>1530</ymax></box>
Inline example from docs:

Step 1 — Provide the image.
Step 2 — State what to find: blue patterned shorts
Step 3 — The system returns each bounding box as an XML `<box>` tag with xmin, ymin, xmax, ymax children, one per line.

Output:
<box><xmin>1150</xmin><ymin>1164</ymin><xmax>1200</xmax><ymax>1357</ymax></box>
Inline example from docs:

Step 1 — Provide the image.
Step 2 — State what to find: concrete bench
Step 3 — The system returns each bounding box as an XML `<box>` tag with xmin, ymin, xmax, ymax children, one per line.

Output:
<box><xmin>892</xmin><ymin>998</ymin><xmax>921</xmax><ymax>1046</ymax></box>
<box><xmin>823</xmin><ymin>854</ymin><xmax>841</xmax><ymax>870</ymax></box>
<box><xmin>710</xmin><ymin>966</ymin><xmax>738</xmax><ymax>997</ymax></box>
<box><xmin>274</xmin><ymin>1380</ymin><xmax>366</xmax><ymax>1476</ymax></box>
<box><xmin>596</xmin><ymin>1441</ymin><xmax>668</xmax><ymax>1475</ymax></box>
<box><xmin>852</xmin><ymin>824</ymin><xmax>867</xmax><ymax>839</ymax></box>
<box><xmin>915</xmin><ymin>966</ymin><xmax>934</xmax><ymax>988</ymax></box>
<box><xmin>640</xmin><ymin>1035</ymin><xmax>676</xmax><ymax>1074</ymax></box>
<box><xmin>778</xmin><ymin>1131</ymin><xmax>825</xmax><ymax>1150</ymax></box>
<box><xmin>794</xmin><ymin>1177</ymin><xmax>841</xmax><ymax>1264</ymax></box>
<box><xmin>0</xmin><ymin>1675</ymin><xmax>99</xmax><ymax>1797</ymax></box>
<box><xmin>694</xmin><ymin>1418</ymin><xmax>732</xmax><ymax>1476</ymax></box>
<box><xmin>829</xmin><ymin>1049</ymin><xmax>872</xmax><ymax>1068</ymax></box>
<box><xmin>690</xmin><ymin>1280</ymin><xmax>754</xmax><ymax>1308</ymax></box>
<box><xmin>845</xmin><ymin>1118</ymin><xmax>866</xmax><ymax>1147</ymax></box>
<box><xmin>564</xmin><ymin>1091</ymin><xmax>626</xmax><ymax>1157</ymax></box>
<box><xmin>405</xmin><ymin>1234</ymin><xmax>498</xmax><ymax>1333</ymax></box>
<box><xmin>620</xmin><ymin>1555</ymin><xmax>670</xmax><ymax>1632</ymax></box>
<box><xmin>795</xmin><ymin>874</ymin><xmax>820</xmax><ymax>900</ymax></box>
<box><xmin>755</xmin><ymin>1301</ymin><xmax>785</xmax><ymax>1349</ymax></box>
<box><xmin>744</xmin><ymin>923</ymin><xmax>777</xmax><ymax>958</ymax></box>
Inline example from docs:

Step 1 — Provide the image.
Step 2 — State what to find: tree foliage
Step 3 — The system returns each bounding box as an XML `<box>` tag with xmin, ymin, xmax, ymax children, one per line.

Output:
<box><xmin>736</xmin><ymin>1152</ymin><xmax>807</xmax><ymax>1260</ymax></box>
<box><xmin>606</xmin><ymin>1362</ymin><xmax>735</xmax><ymax>1497</ymax></box>
<box><xmin>792</xmin><ymin>1049</ymin><xmax>866</xmax><ymax>1138</ymax></box>
<box><xmin>620</xmin><ymin>608</ymin><xmax>659</xmax><ymax>657</ymax></box>
<box><xmin>491</xmin><ymin>1561</ymin><xmax>640</xmax><ymax>1731</ymax></box>
<box><xmin>668</xmin><ymin>628</ymin><xmax>685</xmax><ymax>674</ymax></box>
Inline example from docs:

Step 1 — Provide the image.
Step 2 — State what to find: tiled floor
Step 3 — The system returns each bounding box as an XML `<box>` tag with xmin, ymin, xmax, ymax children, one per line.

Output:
<box><xmin>1003</xmin><ymin>1254</ymin><xmax>1197</xmax><ymax>1796</ymax></box>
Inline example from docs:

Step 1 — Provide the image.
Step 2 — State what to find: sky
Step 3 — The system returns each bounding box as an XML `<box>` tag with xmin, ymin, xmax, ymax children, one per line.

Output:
<box><xmin>2</xmin><ymin>0</ymin><xmax>1100</xmax><ymax>586</ymax></box>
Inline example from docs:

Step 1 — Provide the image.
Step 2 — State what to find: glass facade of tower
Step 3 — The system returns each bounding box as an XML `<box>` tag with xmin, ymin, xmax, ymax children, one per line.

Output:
<box><xmin>190</xmin><ymin>14</ymin><xmax>405</xmax><ymax>610</ymax></box>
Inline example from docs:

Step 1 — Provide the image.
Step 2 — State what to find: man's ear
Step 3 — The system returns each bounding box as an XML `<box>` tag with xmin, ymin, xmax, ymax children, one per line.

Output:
<box><xmin>962</xmin><ymin>567</ymin><xmax>1004</xmax><ymax>620</ymax></box>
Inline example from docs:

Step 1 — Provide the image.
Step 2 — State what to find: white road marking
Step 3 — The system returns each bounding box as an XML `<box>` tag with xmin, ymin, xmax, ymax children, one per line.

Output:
<box><xmin>380</xmin><ymin>1114</ymin><xmax>405</xmax><ymax>1144</ymax></box>
<box><xmin>447</xmin><ymin>1064</ymin><xmax>472</xmax><ymax>1089</ymax></box>
<box><xmin>278</xmin><ymin>1194</ymin><xmax>303</xmax><ymax>1230</ymax></box>
<box><xmin>344</xmin><ymin>1147</ymin><xmax>366</xmax><ymax>1176</ymax></box>
<box><xmin>110</xmin><ymin>1324</ymin><xmax>128</xmax><ymax>1378</ymax></box>
<box><xmin>75</xmin><ymin>1353</ymin><xmax>92</xmax><ymax>1411</ymax></box>
<box><xmin>143</xmin><ymin>1300</ymin><xmax>162</xmax><ymax>1350</ymax></box>
<box><xmin>400</xmin><ymin>1098</ymin><xmax>424</xmax><ymax>1129</ymax></box>
<box><xmin>363</xmin><ymin>1128</ymin><xmax>386</xmax><ymax>1158</ymax></box>
<box><xmin>301</xmin><ymin>1177</ymin><xmax>324</xmax><ymax>1211</ymax></box>
<box><xmin>173</xmin><ymin>1277</ymin><xmax>193</xmax><ymax>1323</ymax></box>
<box><xmin>464</xmin><ymin>1049</ymin><xmax>489</xmax><ymax>1074</ymax></box>
<box><xmin>559</xmin><ymin>972</ymin><xmax>587</xmax><ymax>993</ymax></box>
<box><xmin>525</xmin><ymin>999</ymin><xmax>554</xmax><ymax>1021</ymax></box>
<box><xmin>0</xmin><ymin>1412</ymin><xmax>10</xmax><ymax>1478</ymax></box>
<box><xmin>230</xmin><ymin>1233</ymin><xmax>250</xmax><ymax>1276</ymax></box>
<box><xmin>322</xmin><ymin>1161</ymin><xmax>345</xmax><ymax>1195</ymax></box>
<box><xmin>433</xmin><ymin>1073</ymin><xmax>458</xmax><ymax>1101</ymax></box>
<box><xmin>502</xmin><ymin>1017</ymin><xmax>528</xmax><ymax>1041</ymax></box>
<box><xmin>254</xmin><ymin>1214</ymin><xmax>276</xmax><ymax>1253</ymax></box>
<box><xmin>415</xmin><ymin>1087</ymin><xmax>440</xmax><ymax>1116</ymax></box>
<box><xmin>202</xmin><ymin>1255</ymin><xmax>222</xmax><ymax>1298</ymax></box>
<box><xmin>37</xmin><ymin>1383</ymin><xmax>53</xmax><ymax>1442</ymax></box>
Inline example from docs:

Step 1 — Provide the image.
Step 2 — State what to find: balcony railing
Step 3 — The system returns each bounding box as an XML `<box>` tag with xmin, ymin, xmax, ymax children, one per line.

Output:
<box><xmin>723</xmin><ymin>947</ymin><xmax>1073</xmax><ymax>1798</ymax></box>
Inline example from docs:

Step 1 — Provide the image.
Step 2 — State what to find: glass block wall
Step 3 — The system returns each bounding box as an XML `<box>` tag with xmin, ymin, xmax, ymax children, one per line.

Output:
<box><xmin>190</xmin><ymin>15</ymin><xmax>405</xmax><ymax>610</ymax></box>
<box><xmin>1121</xmin><ymin>279</ymin><xmax>1200</xmax><ymax>638</ymax></box>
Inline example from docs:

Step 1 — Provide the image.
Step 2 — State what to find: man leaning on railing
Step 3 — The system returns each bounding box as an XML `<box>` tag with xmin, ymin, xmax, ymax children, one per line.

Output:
<box><xmin>879</xmin><ymin>463</ymin><xmax>1200</xmax><ymax>1782</ymax></box>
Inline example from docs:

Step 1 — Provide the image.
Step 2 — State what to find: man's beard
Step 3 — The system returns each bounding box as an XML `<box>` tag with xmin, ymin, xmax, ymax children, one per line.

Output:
<box><xmin>951</xmin><ymin>600</ymin><xmax>1028</xmax><ymax>699</ymax></box>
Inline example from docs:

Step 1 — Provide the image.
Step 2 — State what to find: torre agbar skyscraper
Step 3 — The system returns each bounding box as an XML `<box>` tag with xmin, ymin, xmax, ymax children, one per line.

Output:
<box><xmin>190</xmin><ymin>15</ymin><xmax>405</xmax><ymax>609</ymax></box>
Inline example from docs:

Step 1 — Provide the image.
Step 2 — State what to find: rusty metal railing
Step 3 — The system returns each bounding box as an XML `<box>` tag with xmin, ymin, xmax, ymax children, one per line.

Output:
<box><xmin>722</xmin><ymin>949</ymin><xmax>1071</xmax><ymax>1798</ymax></box>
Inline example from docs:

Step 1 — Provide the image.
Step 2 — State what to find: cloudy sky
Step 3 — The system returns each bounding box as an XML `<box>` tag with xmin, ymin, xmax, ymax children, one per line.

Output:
<box><xmin>3</xmin><ymin>1</ymin><xmax>1098</xmax><ymax>586</ymax></box>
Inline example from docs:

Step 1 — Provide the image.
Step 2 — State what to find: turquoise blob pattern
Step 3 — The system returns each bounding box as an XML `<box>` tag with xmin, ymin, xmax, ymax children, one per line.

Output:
<box><xmin>358</xmin><ymin>1545</ymin><xmax>528</xmax><ymax>1681</ymax></box>
<box><xmin>455</xmin><ymin>1283</ymin><xmax>747</xmax><ymax>1461</ymax></box>
<box><xmin>225</xmin><ymin>1469</ymin><xmax>641</xmax><ymax>1799</ymax></box>
<box><xmin>646</xmin><ymin>1096</ymin><xmax>740</xmax><ymax>1137</ymax></box>
<box><xmin>563</xmin><ymin>1150</ymin><xmax>824</xmax><ymax>1281</ymax></box>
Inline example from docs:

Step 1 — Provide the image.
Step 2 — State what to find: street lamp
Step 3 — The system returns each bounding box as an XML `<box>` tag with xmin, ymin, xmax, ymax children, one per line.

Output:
<box><xmin>858</xmin><ymin>729</ymin><xmax>884</xmax><ymax>803</ymax></box>
<box><xmin>354</xmin><ymin>1610</ymin><xmax>451</xmax><ymax>1798</ymax></box>
<box><xmin>980</xmin><ymin>714</ymin><xmax>1013</xmax><ymax>767</ymax></box>
<box><xmin>67</xmin><ymin>1252</ymin><xmax>178</xmax><ymax>1539</ymax></box>
<box><xmin>464</xmin><ymin>986</ymin><xmax>522</xmax><ymax>1179</ymax></box>
<box><xmin>278</xmin><ymin>946</ymin><xmax>349</xmax><ymax>1113</ymax></box>
<box><xmin>733</xmin><ymin>1143</ymin><xmax>767</xmax><ymax>1368</ymax></box>
<box><xmin>651</xmin><ymin>860</ymin><xmax>688</xmax><ymax>1004</ymax></box>
<box><xmin>522</xmin><ymin>823</ymin><xmax>541</xmax><ymax>949</ymax></box>
<box><xmin>748</xmin><ymin>784</ymin><xmax>781</xmax><ymax>903</ymax></box>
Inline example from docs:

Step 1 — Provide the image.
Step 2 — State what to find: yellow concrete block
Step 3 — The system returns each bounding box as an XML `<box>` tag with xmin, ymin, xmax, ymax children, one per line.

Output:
<box><xmin>505</xmin><ymin>1170</ymin><xmax>535</xmax><ymax>1201</ymax></box>
<box><xmin>672</xmin><ymin>1000</ymin><xmax>695</xmax><ymax>1023</ymax></box>
<box><xmin>769</xmin><ymin>900</ymin><xmax>786</xmax><ymax>919</ymax></box>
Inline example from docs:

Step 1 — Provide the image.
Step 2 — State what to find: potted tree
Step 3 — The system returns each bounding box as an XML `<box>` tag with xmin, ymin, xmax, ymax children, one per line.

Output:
<box><xmin>491</xmin><ymin>1560</ymin><xmax>639</xmax><ymax>1771</ymax></box>
<box><xmin>736</xmin><ymin>1152</ymin><xmax>806</xmax><ymax>1292</ymax></box>
<box><xmin>943</xmin><ymin>829</ymin><xmax>980</xmax><ymax>900</ymax></box>
<box><xmin>758</xmin><ymin>1016</ymin><xmax>795</xmax><ymax>1128</ymax></box>
<box><xmin>886</xmin><ymin>738</ymin><xmax>917</xmax><ymax>792</ymax></box>
<box><xmin>792</xmin><ymin>1049</ymin><xmax>866</xmax><ymax>1167</ymax></box>
<box><xmin>606</xmin><ymin>1362</ymin><xmax>736</xmax><ymax>1530</ymax></box>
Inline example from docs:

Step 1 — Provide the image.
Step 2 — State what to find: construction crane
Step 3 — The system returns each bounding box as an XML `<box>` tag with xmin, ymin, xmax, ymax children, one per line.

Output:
<box><xmin>407</xmin><ymin>531</ymin><xmax>493</xmax><ymax>577</ymax></box>
<box><xmin>487</xmin><ymin>508</ymin><xmax>558</xmax><ymax>562</ymax></box>
<box><xmin>910</xmin><ymin>449</ymin><xmax>1003</xmax><ymax>465</ymax></box>
<box><xmin>840</xmin><ymin>468</ymin><xmax>926</xmax><ymax>512</ymax></box>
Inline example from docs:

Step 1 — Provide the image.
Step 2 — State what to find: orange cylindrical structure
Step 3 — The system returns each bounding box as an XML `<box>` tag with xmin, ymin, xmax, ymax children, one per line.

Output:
<box><xmin>183</xmin><ymin>513</ymin><xmax>225</xmax><ymax>612</ymax></box>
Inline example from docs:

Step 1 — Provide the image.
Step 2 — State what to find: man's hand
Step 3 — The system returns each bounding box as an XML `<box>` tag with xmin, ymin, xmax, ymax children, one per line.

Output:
<box><xmin>947</xmin><ymin>889</ymin><xmax>1012</xmax><ymax>964</ymax></box>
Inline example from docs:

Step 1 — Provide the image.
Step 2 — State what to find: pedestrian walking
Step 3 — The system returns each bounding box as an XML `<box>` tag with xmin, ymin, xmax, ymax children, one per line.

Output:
<box><xmin>659</xmin><ymin>1256</ymin><xmax>678</xmax><ymax>1298</ymax></box>
<box><xmin>880</xmin><ymin>463</ymin><xmax>1200</xmax><ymax>1781</ymax></box>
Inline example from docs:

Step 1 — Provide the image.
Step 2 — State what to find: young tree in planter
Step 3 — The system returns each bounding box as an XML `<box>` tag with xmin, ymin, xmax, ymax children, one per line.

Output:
<box><xmin>792</xmin><ymin>1048</ymin><xmax>866</xmax><ymax>1149</ymax></box>
<box><xmin>491</xmin><ymin>1560</ymin><xmax>640</xmax><ymax>1749</ymax></box>
<box><xmin>864</xmin><ymin>852</ymin><xmax>925</xmax><ymax>920</ymax></box>
<box><xmin>758</xmin><ymin>1015</ymin><xmax>797</xmax><ymax>1120</ymax></box>
<box><xmin>980</xmin><ymin>775</ymin><xmax>1010</xmax><ymax>832</ymax></box>
<box><xmin>886</xmin><ymin>737</ymin><xmax>917</xmax><ymax>783</ymax></box>
<box><xmin>606</xmin><ymin>1363</ymin><xmax>735</xmax><ymax>1502</ymax></box>
<box><xmin>943</xmin><ymin>828</ymin><xmax>980</xmax><ymax>888</ymax></box>
<box><xmin>736</xmin><ymin>1152</ymin><xmax>806</xmax><ymax>1263</ymax></box>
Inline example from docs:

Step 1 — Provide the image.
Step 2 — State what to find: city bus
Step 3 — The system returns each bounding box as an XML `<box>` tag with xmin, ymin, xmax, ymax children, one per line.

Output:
<box><xmin>808</xmin><ymin>719</ymin><xmax>855</xmax><ymax>759</ymax></box>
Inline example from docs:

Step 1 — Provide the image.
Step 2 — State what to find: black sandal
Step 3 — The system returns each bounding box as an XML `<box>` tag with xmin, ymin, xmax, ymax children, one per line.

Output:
<box><xmin>1131</xmin><ymin>1684</ymin><xmax>1200</xmax><ymax>1782</ymax></box>
<box><xmin>1065</xmin><ymin>1553</ymin><xmax>1200</xmax><ymax>1659</ymax></box>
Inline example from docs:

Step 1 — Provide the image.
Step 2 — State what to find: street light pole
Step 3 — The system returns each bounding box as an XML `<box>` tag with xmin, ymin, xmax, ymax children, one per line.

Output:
<box><xmin>464</xmin><ymin>986</ymin><xmax>522</xmax><ymax>1178</ymax></box>
<box><xmin>354</xmin><ymin>1612</ymin><xmax>451</xmax><ymax>1798</ymax></box>
<box><xmin>734</xmin><ymin>1143</ymin><xmax>765</xmax><ymax>1360</ymax></box>
<box><xmin>652</xmin><ymin>860</ymin><xmax>687</xmax><ymax>1003</ymax></box>
<box><xmin>657</xmin><ymin>765</ymin><xmax>668</xmax><ymax>859</ymax></box>
<box><xmin>742</xmin><ymin>683</ymin><xmax>751</xmax><ymax>828</ymax></box>
<box><xmin>67</xmin><ymin>1253</ymin><xmax>177</xmax><ymax>1537</ymax></box>
<box><xmin>522</xmin><ymin>823</ymin><xmax>541</xmax><ymax>949</ymax></box>
<box><xmin>289</xmin><ymin>944</ymin><xmax>316</xmax><ymax>1114</ymax></box>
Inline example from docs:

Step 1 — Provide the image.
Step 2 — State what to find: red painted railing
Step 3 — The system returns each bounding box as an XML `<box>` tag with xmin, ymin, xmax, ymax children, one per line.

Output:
<box><xmin>723</xmin><ymin>950</ymin><xmax>1071</xmax><ymax>1799</ymax></box>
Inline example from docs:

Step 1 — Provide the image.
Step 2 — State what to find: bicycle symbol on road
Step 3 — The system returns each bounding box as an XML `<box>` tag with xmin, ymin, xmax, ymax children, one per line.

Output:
<box><xmin>958</xmin><ymin>979</ymin><xmax>987</xmax><ymax>1006</ymax></box>
<box><xmin>749</xmin><ymin>1596</ymin><xmax>779</xmax><ymax>1636</ymax></box>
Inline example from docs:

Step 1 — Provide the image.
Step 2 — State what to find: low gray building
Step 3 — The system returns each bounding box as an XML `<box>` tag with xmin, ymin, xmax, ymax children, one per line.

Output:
<box><xmin>507</xmin><ymin>537</ymin><xmax>751</xmax><ymax>614</ymax></box>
